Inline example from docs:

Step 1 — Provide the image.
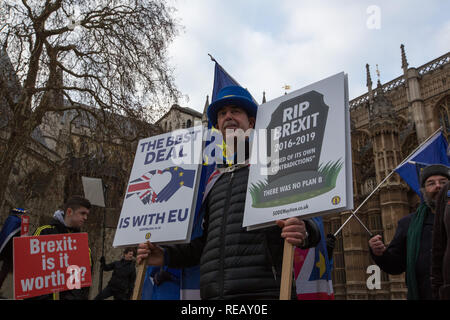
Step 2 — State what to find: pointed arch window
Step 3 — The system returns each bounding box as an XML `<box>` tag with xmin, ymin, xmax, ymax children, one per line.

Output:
<box><xmin>438</xmin><ymin>96</ymin><xmax>450</xmax><ymax>139</ymax></box>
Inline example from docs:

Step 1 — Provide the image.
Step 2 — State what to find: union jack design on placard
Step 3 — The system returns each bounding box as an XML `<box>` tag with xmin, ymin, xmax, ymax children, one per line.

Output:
<box><xmin>126</xmin><ymin>167</ymin><xmax>196</xmax><ymax>205</ymax></box>
<box><xmin>126</xmin><ymin>170</ymin><xmax>162</xmax><ymax>205</ymax></box>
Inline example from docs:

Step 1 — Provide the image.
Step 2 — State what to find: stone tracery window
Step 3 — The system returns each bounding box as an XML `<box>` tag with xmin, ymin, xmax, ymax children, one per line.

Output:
<box><xmin>401</xmin><ymin>133</ymin><xmax>418</xmax><ymax>160</ymax></box>
<box><xmin>438</xmin><ymin>96</ymin><xmax>450</xmax><ymax>139</ymax></box>
<box><xmin>363</xmin><ymin>177</ymin><xmax>376</xmax><ymax>195</ymax></box>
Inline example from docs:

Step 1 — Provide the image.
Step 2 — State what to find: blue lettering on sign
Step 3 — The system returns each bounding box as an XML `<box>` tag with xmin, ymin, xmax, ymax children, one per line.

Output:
<box><xmin>140</xmin><ymin>138</ymin><xmax>165</xmax><ymax>152</ymax></box>
<box><xmin>144</xmin><ymin>147</ymin><xmax>187</xmax><ymax>165</ymax></box>
<box><xmin>140</xmin><ymin>130</ymin><xmax>201</xmax><ymax>165</ymax></box>
<box><xmin>141</xmin><ymin>130</ymin><xmax>201</xmax><ymax>152</ymax></box>
<box><xmin>118</xmin><ymin>208</ymin><xmax>189</xmax><ymax>229</ymax></box>
<box><xmin>168</xmin><ymin>209</ymin><xmax>177</xmax><ymax>223</ymax></box>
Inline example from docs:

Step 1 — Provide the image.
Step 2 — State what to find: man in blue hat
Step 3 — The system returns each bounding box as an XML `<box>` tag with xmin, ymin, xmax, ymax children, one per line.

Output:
<box><xmin>207</xmin><ymin>85</ymin><xmax>257</xmax><ymax>134</ymax></box>
<box><xmin>206</xmin><ymin>85</ymin><xmax>258</xmax><ymax>164</ymax></box>
<box><xmin>138</xmin><ymin>85</ymin><xmax>321</xmax><ymax>299</ymax></box>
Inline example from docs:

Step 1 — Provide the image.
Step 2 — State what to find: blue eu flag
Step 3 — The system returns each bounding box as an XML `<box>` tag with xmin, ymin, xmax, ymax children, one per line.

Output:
<box><xmin>210</xmin><ymin>58</ymin><xmax>257</xmax><ymax>122</ymax></box>
<box><xmin>211</xmin><ymin>60</ymin><xmax>240</xmax><ymax>105</ymax></box>
<box><xmin>395</xmin><ymin>130</ymin><xmax>449</xmax><ymax>196</ymax></box>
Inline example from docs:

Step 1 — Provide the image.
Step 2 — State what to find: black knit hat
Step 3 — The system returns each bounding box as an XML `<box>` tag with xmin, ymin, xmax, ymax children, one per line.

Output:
<box><xmin>419</xmin><ymin>164</ymin><xmax>450</xmax><ymax>187</ymax></box>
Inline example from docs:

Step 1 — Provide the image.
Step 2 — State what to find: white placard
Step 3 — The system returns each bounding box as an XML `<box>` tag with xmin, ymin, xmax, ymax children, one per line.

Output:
<box><xmin>81</xmin><ymin>176</ymin><xmax>105</xmax><ymax>207</ymax></box>
<box><xmin>243</xmin><ymin>72</ymin><xmax>353</xmax><ymax>229</ymax></box>
<box><xmin>113</xmin><ymin>126</ymin><xmax>203</xmax><ymax>247</ymax></box>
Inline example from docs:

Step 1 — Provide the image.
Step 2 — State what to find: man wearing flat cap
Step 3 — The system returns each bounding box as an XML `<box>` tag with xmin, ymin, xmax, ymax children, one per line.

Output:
<box><xmin>138</xmin><ymin>85</ymin><xmax>321</xmax><ymax>299</ymax></box>
<box><xmin>369</xmin><ymin>164</ymin><xmax>450</xmax><ymax>299</ymax></box>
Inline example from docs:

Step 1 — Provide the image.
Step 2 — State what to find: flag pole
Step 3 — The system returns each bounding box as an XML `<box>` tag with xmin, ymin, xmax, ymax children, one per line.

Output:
<box><xmin>333</xmin><ymin>171</ymin><xmax>395</xmax><ymax>237</ymax></box>
<box><xmin>334</xmin><ymin>127</ymin><xmax>444</xmax><ymax>238</ymax></box>
<box><xmin>208</xmin><ymin>53</ymin><xmax>217</xmax><ymax>63</ymax></box>
<box><xmin>132</xmin><ymin>262</ymin><xmax>147</xmax><ymax>300</ymax></box>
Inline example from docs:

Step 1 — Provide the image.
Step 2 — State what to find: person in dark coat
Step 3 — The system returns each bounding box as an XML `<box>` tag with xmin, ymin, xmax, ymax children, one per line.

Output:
<box><xmin>432</xmin><ymin>180</ymin><xmax>450</xmax><ymax>299</ymax></box>
<box><xmin>30</xmin><ymin>196</ymin><xmax>92</xmax><ymax>300</ymax></box>
<box><xmin>369</xmin><ymin>164</ymin><xmax>450</xmax><ymax>299</ymax></box>
<box><xmin>137</xmin><ymin>85</ymin><xmax>321</xmax><ymax>300</ymax></box>
<box><xmin>95</xmin><ymin>248</ymin><xmax>136</xmax><ymax>300</ymax></box>
<box><xmin>0</xmin><ymin>208</ymin><xmax>29</xmax><ymax>293</ymax></box>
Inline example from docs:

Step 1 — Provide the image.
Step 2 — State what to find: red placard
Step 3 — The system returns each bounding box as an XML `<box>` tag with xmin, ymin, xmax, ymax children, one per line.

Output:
<box><xmin>20</xmin><ymin>215</ymin><xmax>30</xmax><ymax>236</ymax></box>
<box><xmin>13</xmin><ymin>233</ymin><xmax>92</xmax><ymax>300</ymax></box>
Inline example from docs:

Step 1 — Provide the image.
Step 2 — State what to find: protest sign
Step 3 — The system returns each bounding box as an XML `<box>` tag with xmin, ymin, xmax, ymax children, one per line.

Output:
<box><xmin>82</xmin><ymin>176</ymin><xmax>106</xmax><ymax>207</ymax></box>
<box><xmin>20</xmin><ymin>215</ymin><xmax>30</xmax><ymax>236</ymax></box>
<box><xmin>243</xmin><ymin>72</ymin><xmax>353</xmax><ymax>229</ymax></box>
<box><xmin>113</xmin><ymin>126</ymin><xmax>203</xmax><ymax>247</ymax></box>
<box><xmin>13</xmin><ymin>233</ymin><xmax>91</xmax><ymax>299</ymax></box>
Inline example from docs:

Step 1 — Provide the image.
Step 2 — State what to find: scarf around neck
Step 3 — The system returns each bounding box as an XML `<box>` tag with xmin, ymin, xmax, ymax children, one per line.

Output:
<box><xmin>406</xmin><ymin>202</ymin><xmax>429</xmax><ymax>300</ymax></box>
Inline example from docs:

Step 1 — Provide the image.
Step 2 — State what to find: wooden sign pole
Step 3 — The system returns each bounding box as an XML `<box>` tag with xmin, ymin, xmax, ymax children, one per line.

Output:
<box><xmin>279</xmin><ymin>240</ymin><xmax>294</xmax><ymax>300</ymax></box>
<box><xmin>132</xmin><ymin>262</ymin><xmax>147</xmax><ymax>300</ymax></box>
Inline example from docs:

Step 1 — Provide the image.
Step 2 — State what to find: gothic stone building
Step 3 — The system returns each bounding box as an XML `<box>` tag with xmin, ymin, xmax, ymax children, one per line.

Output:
<box><xmin>155</xmin><ymin>104</ymin><xmax>203</xmax><ymax>131</ymax></box>
<box><xmin>325</xmin><ymin>46</ymin><xmax>450</xmax><ymax>300</ymax></box>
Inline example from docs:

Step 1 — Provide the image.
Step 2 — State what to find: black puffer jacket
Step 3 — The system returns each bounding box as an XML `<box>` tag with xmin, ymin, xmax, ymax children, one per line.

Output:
<box><xmin>165</xmin><ymin>165</ymin><xmax>321</xmax><ymax>300</ymax></box>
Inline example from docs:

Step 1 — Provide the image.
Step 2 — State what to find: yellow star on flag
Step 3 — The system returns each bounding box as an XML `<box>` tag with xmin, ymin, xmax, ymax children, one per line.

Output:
<box><xmin>316</xmin><ymin>252</ymin><xmax>326</xmax><ymax>278</ymax></box>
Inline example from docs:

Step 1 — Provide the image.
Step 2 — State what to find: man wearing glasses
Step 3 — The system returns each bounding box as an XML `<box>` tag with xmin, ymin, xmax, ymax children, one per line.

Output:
<box><xmin>368</xmin><ymin>164</ymin><xmax>450</xmax><ymax>300</ymax></box>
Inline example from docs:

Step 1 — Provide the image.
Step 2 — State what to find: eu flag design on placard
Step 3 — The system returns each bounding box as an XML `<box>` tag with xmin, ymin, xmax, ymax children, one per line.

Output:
<box><xmin>156</xmin><ymin>166</ymin><xmax>196</xmax><ymax>203</ymax></box>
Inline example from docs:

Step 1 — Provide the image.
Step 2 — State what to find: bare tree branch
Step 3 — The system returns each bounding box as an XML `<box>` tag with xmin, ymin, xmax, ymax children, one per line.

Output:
<box><xmin>0</xmin><ymin>0</ymin><xmax>180</xmax><ymax>207</ymax></box>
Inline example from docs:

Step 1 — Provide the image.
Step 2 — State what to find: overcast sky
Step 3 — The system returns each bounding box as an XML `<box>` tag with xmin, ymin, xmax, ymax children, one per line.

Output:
<box><xmin>166</xmin><ymin>0</ymin><xmax>450</xmax><ymax>114</ymax></box>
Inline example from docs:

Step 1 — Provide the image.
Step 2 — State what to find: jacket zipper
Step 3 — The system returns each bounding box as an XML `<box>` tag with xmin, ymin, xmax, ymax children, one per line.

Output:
<box><xmin>219</xmin><ymin>170</ymin><xmax>234</xmax><ymax>299</ymax></box>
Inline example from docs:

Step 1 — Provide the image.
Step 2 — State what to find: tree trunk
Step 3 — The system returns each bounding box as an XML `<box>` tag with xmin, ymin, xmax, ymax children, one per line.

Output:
<box><xmin>0</xmin><ymin>129</ymin><xmax>29</xmax><ymax>210</ymax></box>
